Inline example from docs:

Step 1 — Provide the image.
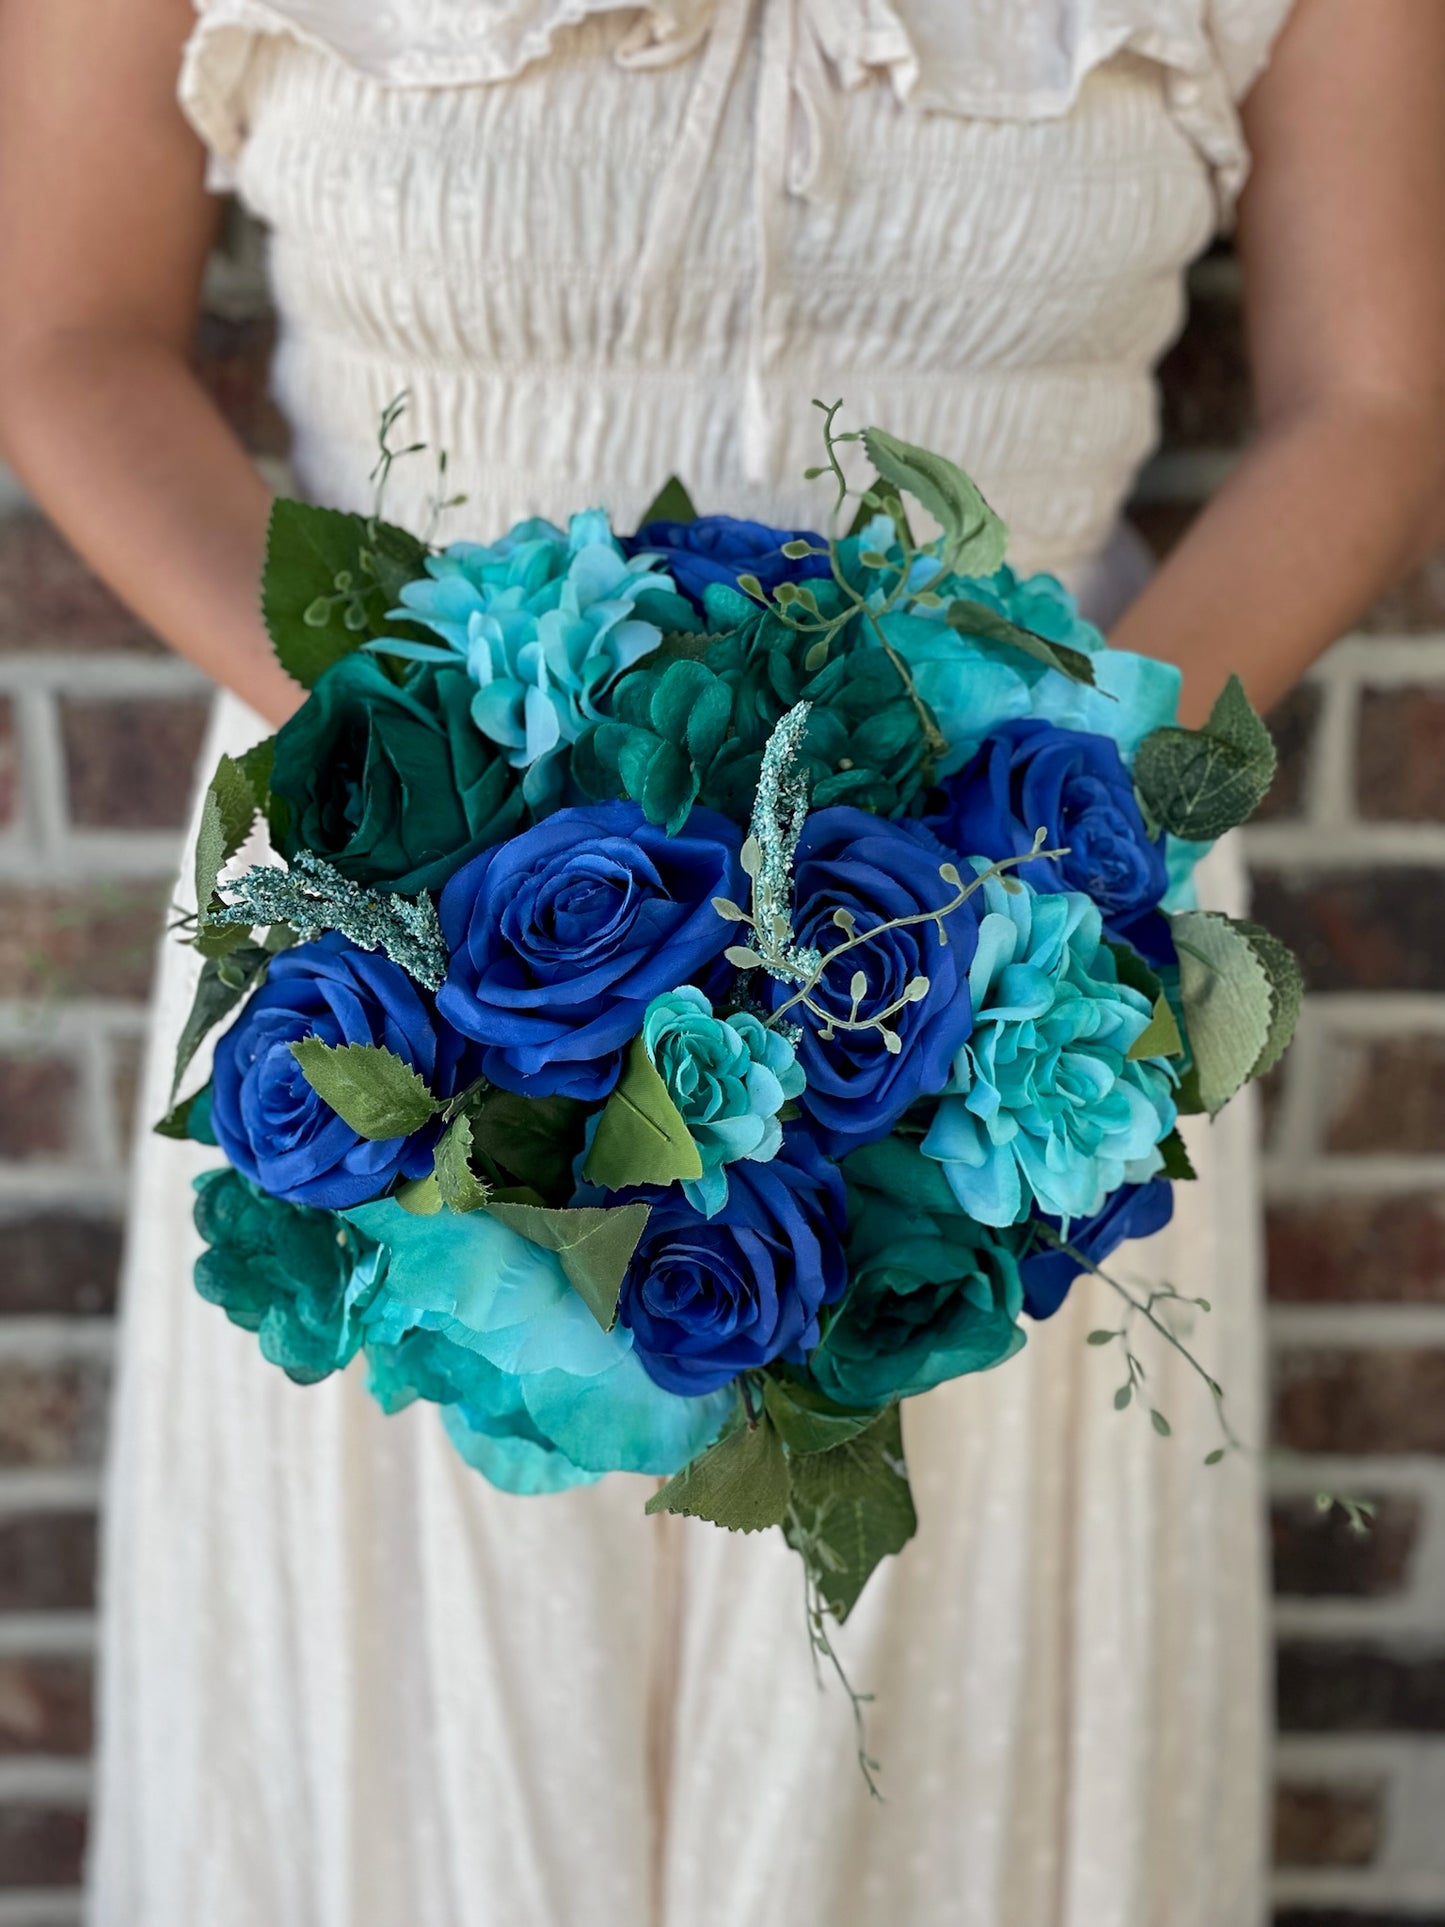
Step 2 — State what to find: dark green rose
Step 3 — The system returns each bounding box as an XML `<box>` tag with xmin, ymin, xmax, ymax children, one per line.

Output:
<box><xmin>192</xmin><ymin>1167</ymin><xmax>381</xmax><ymax>1386</ymax></box>
<box><xmin>808</xmin><ymin>1137</ymin><xmax>1025</xmax><ymax>1407</ymax></box>
<box><xmin>271</xmin><ymin>653</ymin><xmax>524</xmax><ymax>895</ymax></box>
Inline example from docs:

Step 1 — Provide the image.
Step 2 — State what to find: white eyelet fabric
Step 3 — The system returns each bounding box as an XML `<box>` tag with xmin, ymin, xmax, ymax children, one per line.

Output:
<box><xmin>89</xmin><ymin>7</ymin><xmax>1289</xmax><ymax>1922</ymax></box>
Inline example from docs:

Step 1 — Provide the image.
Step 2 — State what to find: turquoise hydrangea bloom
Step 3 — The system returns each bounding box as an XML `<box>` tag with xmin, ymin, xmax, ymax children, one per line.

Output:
<box><xmin>642</xmin><ymin>987</ymin><xmax>806</xmax><ymax>1217</ymax></box>
<box><xmin>921</xmin><ymin>868</ymin><xmax>1177</xmax><ymax>1228</ymax></box>
<box><xmin>377</xmin><ymin>512</ymin><xmax>684</xmax><ymax>810</ymax></box>
<box><xmin>344</xmin><ymin>1198</ymin><xmax>731</xmax><ymax>1496</ymax></box>
<box><xmin>845</xmin><ymin>544</ymin><xmax>1182</xmax><ymax>774</ymax></box>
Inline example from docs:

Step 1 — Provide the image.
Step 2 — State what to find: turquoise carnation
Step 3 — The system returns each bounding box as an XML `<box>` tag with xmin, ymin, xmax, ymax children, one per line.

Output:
<box><xmin>642</xmin><ymin>987</ymin><xmax>805</xmax><ymax>1216</ymax></box>
<box><xmin>344</xmin><ymin>1198</ymin><xmax>730</xmax><ymax>1495</ymax></box>
<box><xmin>921</xmin><ymin>869</ymin><xmax>1177</xmax><ymax>1227</ymax></box>
<box><xmin>378</xmin><ymin>512</ymin><xmax>684</xmax><ymax>810</ymax></box>
<box><xmin>808</xmin><ymin>1137</ymin><xmax>1026</xmax><ymax>1407</ymax></box>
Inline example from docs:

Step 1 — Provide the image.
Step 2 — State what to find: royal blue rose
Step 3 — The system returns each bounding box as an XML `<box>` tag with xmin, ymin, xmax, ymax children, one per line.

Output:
<box><xmin>625</xmin><ymin>514</ymin><xmax>831</xmax><ymax>608</ymax></box>
<box><xmin>1018</xmin><ymin>1178</ymin><xmax>1175</xmax><ymax>1319</ymax></box>
<box><xmin>768</xmin><ymin>808</ymin><xmax>982</xmax><ymax>1156</ymax></box>
<box><xmin>596</xmin><ymin>1131</ymin><xmax>848</xmax><ymax>1397</ymax></box>
<box><xmin>437</xmin><ymin>800</ymin><xmax>744</xmax><ymax>1102</ymax></box>
<box><xmin>211</xmin><ymin>934</ymin><xmax>459</xmax><ymax>1211</ymax></box>
<box><xmin>926</xmin><ymin>719</ymin><xmax>1172</xmax><ymax>964</ymax></box>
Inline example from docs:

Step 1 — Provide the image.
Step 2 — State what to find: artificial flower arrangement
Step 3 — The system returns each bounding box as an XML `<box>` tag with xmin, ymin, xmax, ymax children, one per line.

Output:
<box><xmin>160</xmin><ymin>403</ymin><xmax>1297</xmax><ymax>1759</ymax></box>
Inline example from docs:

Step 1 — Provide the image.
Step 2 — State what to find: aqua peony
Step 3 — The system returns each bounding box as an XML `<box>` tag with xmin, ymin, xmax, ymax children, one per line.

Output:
<box><xmin>922</xmin><ymin>867</ymin><xmax>1177</xmax><ymax>1226</ymax></box>
<box><xmin>641</xmin><ymin>986</ymin><xmax>805</xmax><ymax>1216</ymax></box>
<box><xmin>377</xmin><ymin>512</ymin><xmax>687</xmax><ymax>810</ymax></box>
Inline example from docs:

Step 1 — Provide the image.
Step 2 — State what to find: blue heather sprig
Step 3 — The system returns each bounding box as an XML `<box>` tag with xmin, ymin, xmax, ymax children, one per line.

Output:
<box><xmin>210</xmin><ymin>850</ymin><xmax>450</xmax><ymax>990</ymax></box>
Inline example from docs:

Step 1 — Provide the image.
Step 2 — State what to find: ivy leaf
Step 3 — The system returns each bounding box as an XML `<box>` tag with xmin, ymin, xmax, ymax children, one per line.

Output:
<box><xmin>1156</xmin><ymin>1128</ymin><xmax>1198</xmax><ymax>1181</ymax></box>
<box><xmin>433</xmin><ymin>1114</ymin><xmax>492</xmax><ymax>1214</ymax></box>
<box><xmin>465</xmin><ymin>1088</ymin><xmax>588</xmax><ymax>1205</ymax></box>
<box><xmin>1172</xmin><ymin>910</ymin><xmax>1272</xmax><ymax>1116</ymax></box>
<box><xmin>1235</xmin><ymin>919</ymin><xmax>1304</xmax><ymax>1081</ymax></box>
<box><xmin>636</xmin><ymin>474</ymin><xmax>698</xmax><ymax>527</ymax></box>
<box><xmin>783</xmin><ymin>1403</ymin><xmax>917</xmax><ymax>1623</ymax></box>
<box><xmin>484</xmin><ymin>1201</ymin><xmax>650</xmax><ymax>1332</ymax></box>
<box><xmin>646</xmin><ymin>1414</ymin><xmax>791</xmax><ymax>1533</ymax></box>
<box><xmin>762</xmin><ymin>1377</ymin><xmax>881</xmax><ymax>1455</ymax></box>
<box><xmin>1128</xmin><ymin>989</ymin><xmax>1185</xmax><ymax>1062</ymax></box>
<box><xmin>583</xmin><ymin>1035</ymin><xmax>703</xmax><ymax>1191</ymax></box>
<box><xmin>289</xmin><ymin>1039</ymin><xmax>441</xmax><ymax>1139</ymax></box>
<box><xmin>262</xmin><ymin>499</ymin><xmax>429</xmax><ymax>689</ymax></box>
<box><xmin>169</xmin><ymin>943</ymin><xmax>270</xmax><ymax>1102</ymax></box>
<box><xmin>1133</xmin><ymin>675</ymin><xmax>1276</xmax><ymax>843</ymax></box>
<box><xmin>861</xmin><ymin>427</ymin><xmax>1008</xmax><ymax>577</ymax></box>
<box><xmin>944</xmin><ymin>598</ymin><xmax>1097</xmax><ymax>688</ymax></box>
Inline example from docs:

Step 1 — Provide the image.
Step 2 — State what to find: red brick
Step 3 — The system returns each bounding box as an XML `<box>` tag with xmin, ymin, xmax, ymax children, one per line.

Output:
<box><xmin>0</xmin><ymin>698</ymin><xmax>16</xmax><ymax>829</ymax></box>
<box><xmin>1274</xmin><ymin>1783</ymin><xmax>1384</xmax><ymax>1868</ymax></box>
<box><xmin>1358</xmin><ymin>547</ymin><xmax>1445</xmax><ymax>633</ymax></box>
<box><xmin>0</xmin><ymin>1515</ymin><xmax>96</xmax><ymax>1613</ymax></box>
<box><xmin>1256</xmin><ymin>685</ymin><xmax>1321</xmax><ymax>824</ymax></box>
<box><xmin>0</xmin><ymin>1216</ymin><xmax>121</xmax><ymax>1317</ymax></box>
<box><xmin>194</xmin><ymin>311</ymin><xmax>289</xmax><ymax>459</ymax></box>
<box><xmin>1358</xmin><ymin>687</ymin><xmax>1445</xmax><ymax>820</ymax></box>
<box><xmin>1249</xmin><ymin>870</ymin><xmax>1445</xmax><ymax>993</ymax></box>
<box><xmin>0</xmin><ymin>1658</ymin><xmax>92</xmax><ymax>1757</ymax></box>
<box><xmin>0</xmin><ymin>885</ymin><xmax>168</xmax><ymax>1002</ymax></box>
<box><xmin>0</xmin><ymin>513</ymin><xmax>159</xmax><ymax>655</ymax></box>
<box><xmin>0</xmin><ymin>1363</ymin><xmax>108</xmax><ymax>1471</ymax></box>
<box><xmin>1274</xmin><ymin>1350</ymin><xmax>1445</xmax><ymax>1455</ymax></box>
<box><xmin>0</xmin><ymin>1058</ymin><xmax>77</xmax><ymax>1163</ymax></box>
<box><xmin>60</xmin><ymin>695</ymin><xmax>209</xmax><ymax>831</ymax></box>
<box><xmin>1268</xmin><ymin>1197</ymin><xmax>1445</xmax><ymax>1305</ymax></box>
<box><xmin>111</xmin><ymin>1035</ymin><xmax>145</xmax><ymax>1165</ymax></box>
<box><xmin>1272</xmin><ymin>1495</ymin><xmax>1420</xmax><ymax>1598</ymax></box>
<box><xmin>1277</xmin><ymin>1643</ymin><xmax>1445</xmax><ymax>1732</ymax></box>
<box><xmin>1324</xmin><ymin>1038</ymin><xmax>1445</xmax><ymax>1156</ymax></box>
<box><xmin>0</xmin><ymin>1803</ymin><xmax>87</xmax><ymax>1887</ymax></box>
<box><xmin>1157</xmin><ymin>280</ymin><xmax>1252</xmax><ymax>451</ymax></box>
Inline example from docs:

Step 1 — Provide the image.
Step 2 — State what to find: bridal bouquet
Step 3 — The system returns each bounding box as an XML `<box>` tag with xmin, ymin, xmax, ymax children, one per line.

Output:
<box><xmin>160</xmin><ymin>403</ymin><xmax>1297</xmax><ymax>1665</ymax></box>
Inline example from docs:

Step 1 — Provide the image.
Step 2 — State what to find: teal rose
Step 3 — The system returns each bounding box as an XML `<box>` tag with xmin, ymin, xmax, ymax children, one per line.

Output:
<box><xmin>271</xmin><ymin>652</ymin><xmax>524</xmax><ymax>896</ymax></box>
<box><xmin>808</xmin><ymin>1138</ymin><xmax>1025</xmax><ymax>1407</ymax></box>
<box><xmin>642</xmin><ymin>987</ymin><xmax>805</xmax><ymax>1215</ymax></box>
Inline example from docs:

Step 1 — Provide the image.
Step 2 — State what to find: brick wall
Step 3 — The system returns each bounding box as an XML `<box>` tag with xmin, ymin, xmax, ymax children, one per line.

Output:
<box><xmin>0</xmin><ymin>221</ymin><xmax>1441</xmax><ymax>1920</ymax></box>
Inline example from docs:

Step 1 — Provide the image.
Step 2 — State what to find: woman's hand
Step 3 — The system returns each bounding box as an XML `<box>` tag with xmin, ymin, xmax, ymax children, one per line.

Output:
<box><xmin>1111</xmin><ymin>0</ymin><xmax>1445</xmax><ymax>726</ymax></box>
<box><xmin>0</xmin><ymin>0</ymin><xmax>301</xmax><ymax>726</ymax></box>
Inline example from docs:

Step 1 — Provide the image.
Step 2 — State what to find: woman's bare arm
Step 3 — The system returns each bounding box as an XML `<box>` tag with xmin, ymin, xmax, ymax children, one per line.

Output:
<box><xmin>0</xmin><ymin>0</ymin><xmax>299</xmax><ymax>725</ymax></box>
<box><xmin>1111</xmin><ymin>0</ymin><xmax>1445</xmax><ymax>725</ymax></box>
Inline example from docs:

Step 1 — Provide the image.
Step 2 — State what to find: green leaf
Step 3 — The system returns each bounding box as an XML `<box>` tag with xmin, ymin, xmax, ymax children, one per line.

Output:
<box><xmin>784</xmin><ymin>1404</ymin><xmax>916</xmax><ymax>1622</ymax></box>
<box><xmin>194</xmin><ymin>752</ymin><xmax>260</xmax><ymax>929</ymax></box>
<box><xmin>646</xmin><ymin>1414</ymin><xmax>791</xmax><ymax>1533</ymax></box>
<box><xmin>262</xmin><ymin>499</ymin><xmax>428</xmax><ymax>689</ymax></box>
<box><xmin>1128</xmin><ymin>989</ymin><xmax>1185</xmax><ymax>1062</ymax></box>
<box><xmin>861</xmin><ymin>427</ymin><xmax>1008</xmax><ymax>577</ymax></box>
<box><xmin>583</xmin><ymin>1035</ymin><xmax>703</xmax><ymax>1191</ymax></box>
<box><xmin>394</xmin><ymin>1174</ymin><xmax>444</xmax><ymax>1215</ymax></box>
<box><xmin>945</xmin><ymin>598</ymin><xmax>1097</xmax><ymax>688</ymax></box>
<box><xmin>762</xmin><ymin>1377</ymin><xmax>881</xmax><ymax>1455</ymax></box>
<box><xmin>1235</xmin><ymin>920</ymin><xmax>1304</xmax><ymax>1081</ymax></box>
<box><xmin>1172</xmin><ymin>910</ymin><xmax>1273</xmax><ymax>1116</ymax></box>
<box><xmin>153</xmin><ymin>1083</ymin><xmax>216</xmax><ymax>1145</ymax></box>
<box><xmin>1115</xmin><ymin>1384</ymin><xmax>1133</xmax><ymax>1410</ymax></box>
<box><xmin>433</xmin><ymin>1114</ymin><xmax>492</xmax><ymax>1214</ymax></box>
<box><xmin>234</xmin><ymin>735</ymin><xmax>275</xmax><ymax>806</ymax></box>
<box><xmin>484</xmin><ymin>1201</ymin><xmax>650</xmax><ymax>1332</ymax></box>
<box><xmin>1156</xmin><ymin>1128</ymin><xmax>1198</xmax><ymax>1181</ymax></box>
<box><xmin>1086</xmin><ymin>1329</ymin><xmax>1117</xmax><ymax>1346</ymax></box>
<box><xmin>1133</xmin><ymin>675</ymin><xmax>1277</xmax><ymax>842</ymax></box>
<box><xmin>169</xmin><ymin>943</ymin><xmax>270</xmax><ymax>1102</ymax></box>
<box><xmin>465</xmin><ymin>1088</ymin><xmax>588</xmax><ymax>1205</ymax></box>
<box><xmin>637</xmin><ymin>475</ymin><xmax>697</xmax><ymax>528</ymax></box>
<box><xmin>1150</xmin><ymin>1408</ymin><xmax>1173</xmax><ymax>1438</ymax></box>
<box><xmin>289</xmin><ymin>1039</ymin><xmax>441</xmax><ymax>1139</ymax></box>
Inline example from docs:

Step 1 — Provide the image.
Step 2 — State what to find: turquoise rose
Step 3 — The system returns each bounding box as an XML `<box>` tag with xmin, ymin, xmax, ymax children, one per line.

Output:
<box><xmin>376</xmin><ymin>512</ymin><xmax>686</xmax><ymax>810</ymax></box>
<box><xmin>642</xmin><ymin>987</ymin><xmax>805</xmax><ymax>1216</ymax></box>
<box><xmin>344</xmin><ymin>1198</ymin><xmax>730</xmax><ymax>1495</ymax></box>
<box><xmin>809</xmin><ymin>1137</ymin><xmax>1026</xmax><ymax>1407</ymax></box>
<box><xmin>922</xmin><ymin>868</ymin><xmax>1177</xmax><ymax>1227</ymax></box>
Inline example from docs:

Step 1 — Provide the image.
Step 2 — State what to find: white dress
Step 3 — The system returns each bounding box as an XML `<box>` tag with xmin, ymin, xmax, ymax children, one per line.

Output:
<box><xmin>91</xmin><ymin>5</ymin><xmax>1293</xmax><ymax>1922</ymax></box>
